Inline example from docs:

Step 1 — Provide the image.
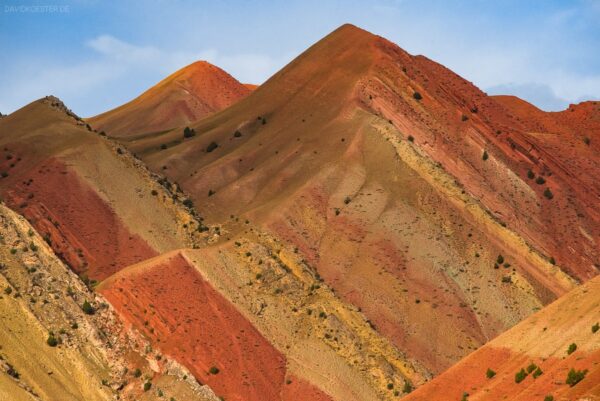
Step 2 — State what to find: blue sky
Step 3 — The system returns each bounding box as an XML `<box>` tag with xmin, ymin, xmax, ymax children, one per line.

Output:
<box><xmin>1</xmin><ymin>0</ymin><xmax>599</xmax><ymax>116</ymax></box>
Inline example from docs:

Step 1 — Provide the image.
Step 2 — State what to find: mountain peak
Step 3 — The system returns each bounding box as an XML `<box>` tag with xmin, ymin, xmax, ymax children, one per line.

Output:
<box><xmin>88</xmin><ymin>60</ymin><xmax>251</xmax><ymax>137</ymax></box>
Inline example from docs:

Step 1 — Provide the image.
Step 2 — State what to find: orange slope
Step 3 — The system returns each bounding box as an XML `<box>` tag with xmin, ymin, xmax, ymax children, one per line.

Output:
<box><xmin>0</xmin><ymin>97</ymin><xmax>194</xmax><ymax>281</ymax></box>
<box><xmin>403</xmin><ymin>274</ymin><xmax>600</xmax><ymax>401</ymax></box>
<box><xmin>103</xmin><ymin>24</ymin><xmax>595</xmax><ymax>376</ymax></box>
<box><xmin>88</xmin><ymin>61</ymin><xmax>251</xmax><ymax>138</ymax></box>
<box><xmin>98</xmin><ymin>250</ymin><xmax>333</xmax><ymax>401</ymax></box>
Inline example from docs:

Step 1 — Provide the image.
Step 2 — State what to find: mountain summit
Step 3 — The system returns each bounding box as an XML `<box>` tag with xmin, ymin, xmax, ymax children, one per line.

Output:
<box><xmin>88</xmin><ymin>60</ymin><xmax>251</xmax><ymax>138</ymax></box>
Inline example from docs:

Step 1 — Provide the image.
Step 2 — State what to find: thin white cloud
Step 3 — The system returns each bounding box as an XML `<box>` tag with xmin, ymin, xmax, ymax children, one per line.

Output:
<box><xmin>86</xmin><ymin>35</ymin><xmax>161</xmax><ymax>63</ymax></box>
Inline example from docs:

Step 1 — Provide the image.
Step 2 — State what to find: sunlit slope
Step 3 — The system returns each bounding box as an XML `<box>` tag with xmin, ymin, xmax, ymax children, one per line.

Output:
<box><xmin>88</xmin><ymin>61</ymin><xmax>251</xmax><ymax>138</ymax></box>
<box><xmin>0</xmin><ymin>97</ymin><xmax>201</xmax><ymax>281</ymax></box>
<box><xmin>404</xmin><ymin>274</ymin><xmax>600</xmax><ymax>401</ymax></box>
<box><xmin>104</xmin><ymin>24</ymin><xmax>594</xmax><ymax>374</ymax></box>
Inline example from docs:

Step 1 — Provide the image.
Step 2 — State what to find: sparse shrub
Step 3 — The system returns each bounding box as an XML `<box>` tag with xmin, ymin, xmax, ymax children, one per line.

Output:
<box><xmin>592</xmin><ymin>322</ymin><xmax>599</xmax><ymax>333</ymax></box>
<box><xmin>387</xmin><ymin>383</ymin><xmax>394</xmax><ymax>390</ymax></box>
<box><xmin>151</xmin><ymin>189</ymin><xmax>158</xmax><ymax>196</ymax></box>
<box><xmin>567</xmin><ymin>343</ymin><xmax>577</xmax><ymax>355</ymax></box>
<box><xmin>532</xmin><ymin>367</ymin><xmax>543</xmax><ymax>379</ymax></box>
<box><xmin>209</xmin><ymin>366</ymin><xmax>220</xmax><ymax>375</ymax></box>
<box><xmin>407</xmin><ymin>135</ymin><xmax>414</xmax><ymax>142</ymax></box>
<box><xmin>319</xmin><ymin>311</ymin><xmax>327</xmax><ymax>319</ymax></box>
<box><xmin>206</xmin><ymin>141</ymin><xmax>218</xmax><ymax>153</ymax></box>
<box><xmin>502</xmin><ymin>276</ymin><xmax>512</xmax><ymax>283</ymax></box>
<box><xmin>233</xmin><ymin>130</ymin><xmax>242</xmax><ymax>138</ymax></box>
<box><xmin>535</xmin><ymin>176</ymin><xmax>546</xmax><ymax>185</ymax></box>
<box><xmin>461</xmin><ymin>392</ymin><xmax>469</xmax><ymax>401</ymax></box>
<box><xmin>10</xmin><ymin>248</ymin><xmax>17</xmax><ymax>254</ymax></box>
<box><xmin>527</xmin><ymin>169</ymin><xmax>535</xmax><ymax>179</ymax></box>
<box><xmin>565</xmin><ymin>368</ymin><xmax>587</xmax><ymax>387</ymax></box>
<box><xmin>543</xmin><ymin>188</ymin><xmax>553</xmax><ymax>200</ymax></box>
<box><xmin>413</xmin><ymin>92</ymin><xmax>422</xmax><ymax>100</ymax></box>
<box><xmin>4</xmin><ymin>286</ymin><xmax>12</xmax><ymax>295</ymax></box>
<box><xmin>526</xmin><ymin>363</ymin><xmax>538</xmax><ymax>374</ymax></box>
<box><xmin>82</xmin><ymin>300</ymin><xmax>95</xmax><ymax>315</ymax></box>
<box><xmin>486</xmin><ymin>368</ymin><xmax>496</xmax><ymax>378</ymax></box>
<box><xmin>183</xmin><ymin>126</ymin><xmax>196</xmax><ymax>138</ymax></box>
<box><xmin>143</xmin><ymin>381</ymin><xmax>152</xmax><ymax>391</ymax></box>
<box><xmin>544</xmin><ymin>396</ymin><xmax>553</xmax><ymax>401</ymax></box>
<box><xmin>344</xmin><ymin>196</ymin><xmax>351</xmax><ymax>205</ymax></box>
<box><xmin>496</xmin><ymin>255</ymin><xmax>504</xmax><ymax>264</ymax></box>
<box><xmin>583</xmin><ymin>137</ymin><xmax>590</xmax><ymax>145</ymax></box>
<box><xmin>29</xmin><ymin>242</ymin><xmax>38</xmax><ymax>252</ymax></box>
<box><xmin>515</xmin><ymin>368</ymin><xmax>527</xmax><ymax>383</ymax></box>
<box><xmin>160</xmin><ymin>144</ymin><xmax>167</xmax><ymax>150</ymax></box>
<box><xmin>47</xmin><ymin>333</ymin><xmax>58</xmax><ymax>347</ymax></box>
<box><xmin>549</xmin><ymin>256</ymin><xmax>556</xmax><ymax>265</ymax></box>
<box><xmin>461</xmin><ymin>114</ymin><xmax>469</xmax><ymax>121</ymax></box>
<box><xmin>208</xmin><ymin>189</ymin><xmax>215</xmax><ymax>197</ymax></box>
<box><xmin>403</xmin><ymin>380</ymin><xmax>413</xmax><ymax>393</ymax></box>
<box><xmin>482</xmin><ymin>151</ymin><xmax>488</xmax><ymax>161</ymax></box>
<box><xmin>133</xmin><ymin>368</ymin><xmax>142</xmax><ymax>378</ymax></box>
<box><xmin>71</xmin><ymin>322</ymin><xmax>78</xmax><ymax>329</ymax></box>
<box><xmin>183</xmin><ymin>198</ymin><xmax>194</xmax><ymax>208</ymax></box>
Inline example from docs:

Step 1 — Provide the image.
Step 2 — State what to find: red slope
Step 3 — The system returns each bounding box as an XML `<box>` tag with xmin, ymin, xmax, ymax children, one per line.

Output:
<box><xmin>99</xmin><ymin>251</ymin><xmax>333</xmax><ymax>401</ymax></box>
<box><xmin>88</xmin><ymin>61</ymin><xmax>251</xmax><ymax>138</ymax></box>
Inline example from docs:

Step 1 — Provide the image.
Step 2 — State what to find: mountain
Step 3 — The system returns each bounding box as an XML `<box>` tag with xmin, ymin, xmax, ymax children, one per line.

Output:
<box><xmin>403</xmin><ymin>273</ymin><xmax>600</xmax><ymax>401</ymax></box>
<box><xmin>0</xmin><ymin>96</ymin><xmax>201</xmax><ymax>282</ymax></box>
<box><xmin>1</xmin><ymin>23</ymin><xmax>599</xmax><ymax>401</ymax></box>
<box><xmin>87</xmin><ymin>61</ymin><xmax>251</xmax><ymax>138</ymax></box>
<box><xmin>0</xmin><ymin>202</ymin><xmax>217</xmax><ymax>401</ymax></box>
<box><xmin>101</xmin><ymin>23</ymin><xmax>598</xmax><ymax>375</ymax></box>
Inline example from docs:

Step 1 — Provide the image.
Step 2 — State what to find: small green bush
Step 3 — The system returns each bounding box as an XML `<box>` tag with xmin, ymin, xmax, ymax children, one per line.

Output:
<box><xmin>461</xmin><ymin>114</ymin><xmax>469</xmax><ymax>121</ymax></box>
<box><xmin>543</xmin><ymin>188</ymin><xmax>554</xmax><ymax>200</ymax></box>
<box><xmin>565</xmin><ymin>368</ymin><xmax>587</xmax><ymax>387</ymax></box>
<box><xmin>592</xmin><ymin>322</ymin><xmax>599</xmax><ymax>333</ymax></box>
<box><xmin>515</xmin><ymin>368</ymin><xmax>527</xmax><ymax>383</ymax></box>
<box><xmin>143</xmin><ymin>381</ymin><xmax>152</xmax><ymax>391</ymax></box>
<box><xmin>183</xmin><ymin>198</ymin><xmax>194</xmax><ymax>208</ymax></box>
<box><xmin>403</xmin><ymin>380</ymin><xmax>413</xmax><ymax>393</ymax></box>
<box><xmin>527</xmin><ymin>169</ymin><xmax>535</xmax><ymax>179</ymax></box>
<box><xmin>567</xmin><ymin>343</ymin><xmax>577</xmax><ymax>355</ymax></box>
<box><xmin>4</xmin><ymin>286</ymin><xmax>12</xmax><ymax>295</ymax></box>
<box><xmin>532</xmin><ymin>367</ymin><xmax>543</xmax><ymax>379</ymax></box>
<box><xmin>133</xmin><ymin>368</ymin><xmax>142</xmax><ymax>378</ymax></box>
<box><xmin>82</xmin><ymin>300</ymin><xmax>95</xmax><ymax>315</ymax></box>
<box><xmin>482</xmin><ymin>151</ymin><xmax>489</xmax><ymax>161</ymax></box>
<box><xmin>486</xmin><ymin>368</ymin><xmax>496</xmax><ymax>378</ymax></box>
<box><xmin>535</xmin><ymin>176</ymin><xmax>546</xmax><ymax>185</ymax></box>
<box><xmin>209</xmin><ymin>366</ymin><xmax>220</xmax><ymax>375</ymax></box>
<box><xmin>526</xmin><ymin>363</ymin><xmax>538</xmax><ymax>374</ymax></box>
<box><xmin>496</xmin><ymin>255</ymin><xmax>504</xmax><ymax>264</ymax></box>
<box><xmin>544</xmin><ymin>396</ymin><xmax>554</xmax><ymax>401</ymax></box>
<box><xmin>206</xmin><ymin>141</ymin><xmax>218</xmax><ymax>153</ymax></box>
<box><xmin>47</xmin><ymin>333</ymin><xmax>58</xmax><ymax>347</ymax></box>
<box><xmin>233</xmin><ymin>130</ymin><xmax>242</xmax><ymax>138</ymax></box>
<box><xmin>387</xmin><ymin>383</ymin><xmax>394</xmax><ymax>390</ymax></box>
<box><xmin>413</xmin><ymin>92</ymin><xmax>422</xmax><ymax>100</ymax></box>
<box><xmin>407</xmin><ymin>135</ymin><xmax>414</xmax><ymax>142</ymax></box>
<box><xmin>183</xmin><ymin>127</ymin><xmax>196</xmax><ymax>138</ymax></box>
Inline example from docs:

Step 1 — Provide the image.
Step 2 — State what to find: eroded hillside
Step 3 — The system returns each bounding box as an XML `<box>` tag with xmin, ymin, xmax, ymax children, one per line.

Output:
<box><xmin>93</xmin><ymin>24</ymin><xmax>598</xmax><ymax>375</ymax></box>
<box><xmin>0</xmin><ymin>203</ymin><xmax>218</xmax><ymax>401</ymax></box>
